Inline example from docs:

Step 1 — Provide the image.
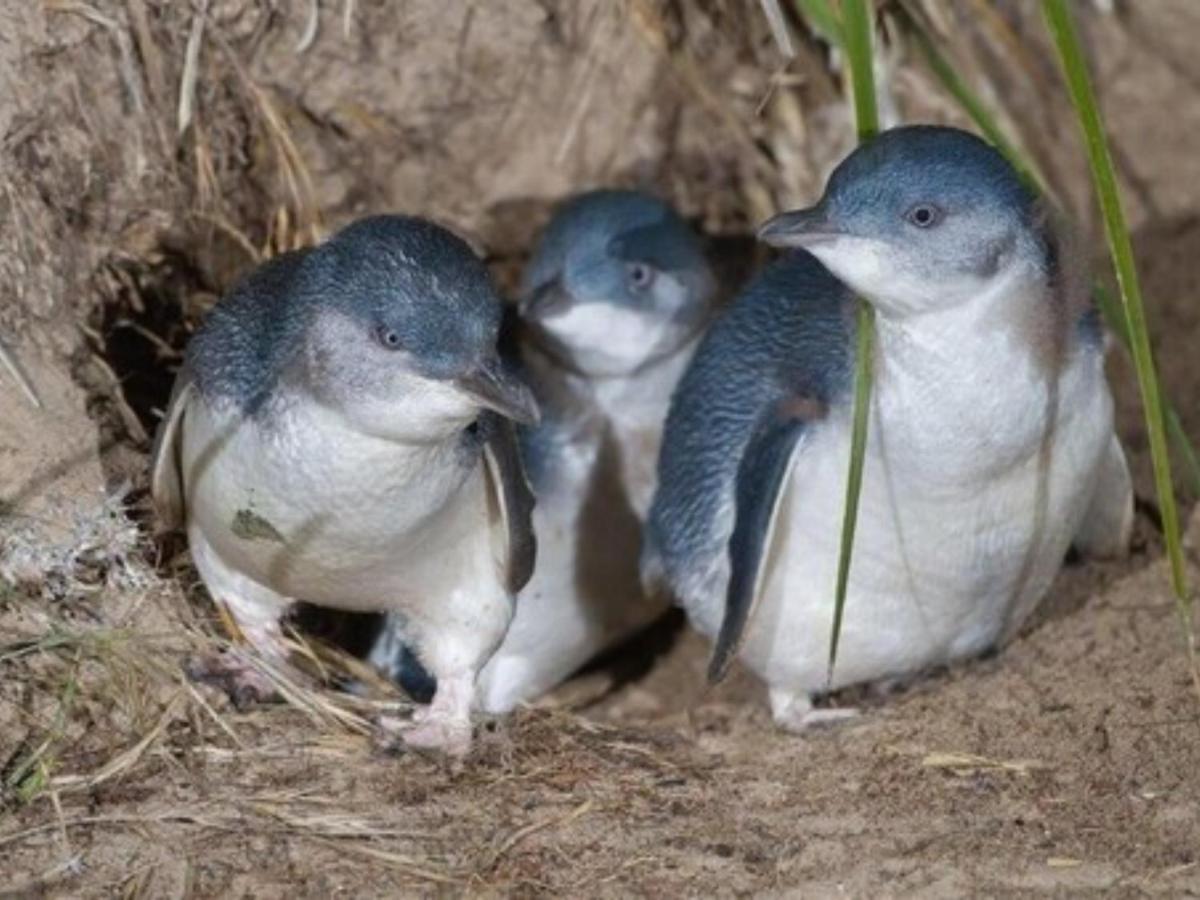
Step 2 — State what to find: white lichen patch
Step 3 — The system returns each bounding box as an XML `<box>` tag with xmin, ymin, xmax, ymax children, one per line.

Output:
<box><xmin>0</xmin><ymin>485</ymin><xmax>155</xmax><ymax>602</ymax></box>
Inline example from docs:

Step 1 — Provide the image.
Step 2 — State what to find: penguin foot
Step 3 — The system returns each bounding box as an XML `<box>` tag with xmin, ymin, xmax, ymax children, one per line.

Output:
<box><xmin>400</xmin><ymin>717</ymin><xmax>471</xmax><ymax>757</ymax></box>
<box><xmin>769</xmin><ymin>687</ymin><xmax>858</xmax><ymax>734</ymax></box>
<box><xmin>185</xmin><ymin>650</ymin><xmax>280</xmax><ymax>710</ymax></box>
<box><xmin>374</xmin><ymin>710</ymin><xmax>473</xmax><ymax>757</ymax></box>
<box><xmin>375</xmin><ymin>671</ymin><xmax>475</xmax><ymax>757</ymax></box>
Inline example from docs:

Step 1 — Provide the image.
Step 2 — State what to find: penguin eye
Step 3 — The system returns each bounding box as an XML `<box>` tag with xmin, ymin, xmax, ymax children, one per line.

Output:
<box><xmin>376</xmin><ymin>326</ymin><xmax>403</xmax><ymax>350</ymax></box>
<box><xmin>905</xmin><ymin>204</ymin><xmax>943</xmax><ymax>229</ymax></box>
<box><xmin>626</xmin><ymin>262</ymin><xmax>656</xmax><ymax>291</ymax></box>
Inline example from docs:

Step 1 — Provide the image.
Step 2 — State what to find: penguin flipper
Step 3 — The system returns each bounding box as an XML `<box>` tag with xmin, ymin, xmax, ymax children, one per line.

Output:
<box><xmin>707</xmin><ymin>407</ymin><xmax>808</xmax><ymax>684</ymax></box>
<box><xmin>482</xmin><ymin>413</ymin><xmax>538</xmax><ymax>595</ymax></box>
<box><xmin>1072</xmin><ymin>433</ymin><xmax>1134</xmax><ymax>559</ymax></box>
<box><xmin>149</xmin><ymin>363</ymin><xmax>195</xmax><ymax>531</ymax></box>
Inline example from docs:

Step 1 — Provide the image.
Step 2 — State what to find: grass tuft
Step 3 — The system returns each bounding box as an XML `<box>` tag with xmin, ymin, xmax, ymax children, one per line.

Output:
<box><xmin>1042</xmin><ymin>0</ymin><xmax>1191</xmax><ymax>626</ymax></box>
<box><xmin>824</xmin><ymin>0</ymin><xmax>878</xmax><ymax>681</ymax></box>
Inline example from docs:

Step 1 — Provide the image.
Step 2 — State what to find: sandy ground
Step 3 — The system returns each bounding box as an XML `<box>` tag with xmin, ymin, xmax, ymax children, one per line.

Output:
<box><xmin>3</xmin><ymin>2</ymin><xmax>1200</xmax><ymax>897</ymax></box>
<box><xmin>1</xmin><ymin>516</ymin><xmax>1197</xmax><ymax>896</ymax></box>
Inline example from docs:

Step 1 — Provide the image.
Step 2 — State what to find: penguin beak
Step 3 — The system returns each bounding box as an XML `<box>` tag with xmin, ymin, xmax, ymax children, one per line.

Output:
<box><xmin>519</xmin><ymin>276</ymin><xmax>571</xmax><ymax>320</ymax></box>
<box><xmin>757</xmin><ymin>206</ymin><xmax>842</xmax><ymax>249</ymax></box>
<box><xmin>455</xmin><ymin>357</ymin><xmax>540</xmax><ymax>426</ymax></box>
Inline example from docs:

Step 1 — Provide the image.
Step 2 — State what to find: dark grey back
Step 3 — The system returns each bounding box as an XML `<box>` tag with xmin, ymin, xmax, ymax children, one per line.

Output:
<box><xmin>644</xmin><ymin>252</ymin><xmax>855</xmax><ymax>593</ymax></box>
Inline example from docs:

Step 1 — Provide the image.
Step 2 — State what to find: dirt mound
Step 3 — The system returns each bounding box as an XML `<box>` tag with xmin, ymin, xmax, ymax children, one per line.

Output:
<box><xmin>2</xmin><ymin>519</ymin><xmax>1196</xmax><ymax>896</ymax></box>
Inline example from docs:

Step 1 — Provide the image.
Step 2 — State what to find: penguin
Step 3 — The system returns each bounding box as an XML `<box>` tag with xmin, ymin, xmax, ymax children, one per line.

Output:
<box><xmin>643</xmin><ymin>125</ymin><xmax>1133</xmax><ymax>730</ymax></box>
<box><xmin>371</xmin><ymin>190</ymin><xmax>717</xmax><ymax>712</ymax></box>
<box><xmin>151</xmin><ymin>215</ymin><xmax>538</xmax><ymax>755</ymax></box>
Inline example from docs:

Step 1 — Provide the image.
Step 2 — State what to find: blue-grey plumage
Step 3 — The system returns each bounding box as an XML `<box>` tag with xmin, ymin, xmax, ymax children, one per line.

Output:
<box><xmin>645</xmin><ymin>125</ymin><xmax>1133</xmax><ymax>731</ymax></box>
<box><xmin>150</xmin><ymin>215</ymin><xmax>538</xmax><ymax>755</ymax></box>
<box><xmin>642</xmin><ymin>254</ymin><xmax>855</xmax><ymax>670</ymax></box>
<box><xmin>183</xmin><ymin>217</ymin><xmax>538</xmax><ymax>425</ymax></box>
<box><xmin>518</xmin><ymin>190</ymin><xmax>715</xmax><ymax>379</ymax></box>
<box><xmin>369</xmin><ymin>190</ymin><xmax>718</xmax><ymax>712</ymax></box>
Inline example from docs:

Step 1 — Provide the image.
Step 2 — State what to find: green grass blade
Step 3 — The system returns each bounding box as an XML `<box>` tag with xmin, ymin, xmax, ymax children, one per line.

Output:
<box><xmin>1095</xmin><ymin>286</ymin><xmax>1200</xmax><ymax>499</ymax></box>
<box><xmin>1042</xmin><ymin>0</ymin><xmax>1190</xmax><ymax>609</ymax></box>
<box><xmin>830</xmin><ymin>303</ymin><xmax>875</xmax><ymax>676</ymax></box>
<box><xmin>825</xmin><ymin>0</ymin><xmax>879</xmax><ymax>680</ymax></box>
<box><xmin>841</xmin><ymin>0</ymin><xmax>879</xmax><ymax>142</ymax></box>
<box><xmin>892</xmin><ymin>3</ymin><xmax>1035</xmax><ymax>189</ymax></box>
<box><xmin>1092</xmin><ymin>282</ymin><xmax>1127</xmax><ymax>342</ymax></box>
<box><xmin>1168</xmin><ymin>409</ymin><xmax>1200</xmax><ymax>499</ymax></box>
<box><xmin>793</xmin><ymin>0</ymin><xmax>844</xmax><ymax>46</ymax></box>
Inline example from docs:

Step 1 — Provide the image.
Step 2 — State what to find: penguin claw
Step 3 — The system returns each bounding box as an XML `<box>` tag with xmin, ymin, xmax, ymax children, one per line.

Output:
<box><xmin>374</xmin><ymin>711</ymin><xmax>472</xmax><ymax>758</ymax></box>
<box><xmin>185</xmin><ymin>650</ymin><xmax>280</xmax><ymax>710</ymax></box>
<box><xmin>768</xmin><ymin>687</ymin><xmax>858</xmax><ymax>734</ymax></box>
<box><xmin>374</xmin><ymin>671</ymin><xmax>476</xmax><ymax>757</ymax></box>
<box><xmin>399</xmin><ymin>717</ymin><xmax>472</xmax><ymax>757</ymax></box>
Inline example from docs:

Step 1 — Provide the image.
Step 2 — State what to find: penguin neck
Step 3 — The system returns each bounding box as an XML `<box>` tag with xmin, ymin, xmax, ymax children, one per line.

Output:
<box><xmin>523</xmin><ymin>332</ymin><xmax>695</xmax><ymax>421</ymax></box>
<box><xmin>867</xmin><ymin>254</ymin><xmax>1095</xmax><ymax>481</ymax></box>
<box><xmin>597</xmin><ymin>337</ymin><xmax>697</xmax><ymax>418</ymax></box>
<box><xmin>523</xmin><ymin>333</ymin><xmax>698</xmax><ymax>517</ymax></box>
<box><xmin>871</xmin><ymin>252</ymin><xmax>1072</xmax><ymax>385</ymax></box>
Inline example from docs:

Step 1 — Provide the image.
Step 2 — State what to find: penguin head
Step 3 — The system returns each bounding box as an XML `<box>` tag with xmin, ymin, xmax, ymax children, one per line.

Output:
<box><xmin>520</xmin><ymin>190</ymin><xmax>715</xmax><ymax>377</ymax></box>
<box><xmin>299</xmin><ymin>215</ymin><xmax>537</xmax><ymax>441</ymax></box>
<box><xmin>759</xmin><ymin>126</ymin><xmax>1043</xmax><ymax>318</ymax></box>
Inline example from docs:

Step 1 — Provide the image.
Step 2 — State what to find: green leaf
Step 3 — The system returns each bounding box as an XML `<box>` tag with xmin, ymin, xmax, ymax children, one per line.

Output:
<box><xmin>825</xmin><ymin>0</ymin><xmax>879</xmax><ymax>681</ymax></box>
<box><xmin>1094</xmin><ymin>285</ymin><xmax>1199</xmax><ymax>499</ymax></box>
<box><xmin>1043</xmin><ymin>0</ymin><xmax>1190</xmax><ymax>613</ymax></box>
<box><xmin>793</xmin><ymin>0</ymin><xmax>844</xmax><ymax>46</ymax></box>
<box><xmin>841</xmin><ymin>0</ymin><xmax>879</xmax><ymax>141</ymax></box>
<box><xmin>1168</xmin><ymin>408</ymin><xmax>1200</xmax><ymax>499</ymax></box>
<box><xmin>830</xmin><ymin>300</ymin><xmax>875</xmax><ymax>677</ymax></box>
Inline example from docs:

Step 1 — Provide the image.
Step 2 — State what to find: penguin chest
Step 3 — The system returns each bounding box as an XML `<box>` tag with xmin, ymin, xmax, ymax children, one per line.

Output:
<box><xmin>754</xmin><ymin>350</ymin><xmax>1113</xmax><ymax>690</ymax></box>
<box><xmin>478</xmin><ymin>408</ymin><xmax>663</xmax><ymax>713</ymax></box>
<box><xmin>593</xmin><ymin>353</ymin><xmax>690</xmax><ymax>518</ymax></box>
<box><xmin>181</xmin><ymin>397</ymin><xmax>492</xmax><ymax>610</ymax></box>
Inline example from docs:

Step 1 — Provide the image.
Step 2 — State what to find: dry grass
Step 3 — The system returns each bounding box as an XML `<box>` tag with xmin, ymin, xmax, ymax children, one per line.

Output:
<box><xmin>0</xmin><ymin>554</ymin><xmax>717</xmax><ymax>893</ymax></box>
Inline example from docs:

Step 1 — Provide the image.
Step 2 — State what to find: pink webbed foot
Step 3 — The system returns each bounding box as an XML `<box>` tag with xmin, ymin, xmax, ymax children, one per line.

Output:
<box><xmin>375</xmin><ymin>671</ymin><xmax>475</xmax><ymax>757</ymax></box>
<box><xmin>769</xmin><ymin>686</ymin><xmax>859</xmax><ymax>734</ymax></box>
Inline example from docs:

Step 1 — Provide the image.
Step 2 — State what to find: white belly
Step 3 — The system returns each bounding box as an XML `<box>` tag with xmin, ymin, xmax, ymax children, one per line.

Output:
<box><xmin>181</xmin><ymin>396</ymin><xmax>510</xmax><ymax>659</ymax></box>
<box><xmin>697</xmin><ymin>335</ymin><xmax>1115</xmax><ymax>698</ymax></box>
<box><xmin>475</xmin><ymin>354</ymin><xmax>689</xmax><ymax>712</ymax></box>
<box><xmin>477</xmin><ymin>438</ymin><xmax>664</xmax><ymax>711</ymax></box>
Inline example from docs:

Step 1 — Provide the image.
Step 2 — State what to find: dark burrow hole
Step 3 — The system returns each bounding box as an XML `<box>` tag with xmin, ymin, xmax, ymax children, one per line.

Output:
<box><xmin>84</xmin><ymin>221</ymin><xmax>272</xmax><ymax>450</ymax></box>
<box><xmin>88</xmin><ymin>250</ymin><xmax>215</xmax><ymax>439</ymax></box>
